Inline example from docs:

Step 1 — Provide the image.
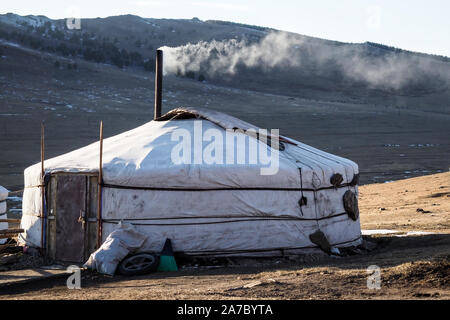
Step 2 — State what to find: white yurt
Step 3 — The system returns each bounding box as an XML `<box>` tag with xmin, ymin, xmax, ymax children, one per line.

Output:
<box><xmin>20</xmin><ymin>107</ymin><xmax>362</xmax><ymax>262</ymax></box>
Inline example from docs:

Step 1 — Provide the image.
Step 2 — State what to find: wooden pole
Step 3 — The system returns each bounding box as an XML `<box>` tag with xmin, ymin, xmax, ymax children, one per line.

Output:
<box><xmin>0</xmin><ymin>219</ymin><xmax>21</xmax><ymax>223</ymax></box>
<box><xmin>96</xmin><ymin>121</ymin><xmax>104</xmax><ymax>248</ymax></box>
<box><xmin>154</xmin><ymin>49</ymin><xmax>163</xmax><ymax>120</ymax></box>
<box><xmin>40</xmin><ymin>121</ymin><xmax>45</xmax><ymax>251</ymax></box>
<box><xmin>0</xmin><ymin>228</ymin><xmax>24</xmax><ymax>234</ymax></box>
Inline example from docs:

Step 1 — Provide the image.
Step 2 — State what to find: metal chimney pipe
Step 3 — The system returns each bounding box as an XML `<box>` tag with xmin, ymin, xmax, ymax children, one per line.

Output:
<box><xmin>154</xmin><ymin>49</ymin><xmax>163</xmax><ymax>120</ymax></box>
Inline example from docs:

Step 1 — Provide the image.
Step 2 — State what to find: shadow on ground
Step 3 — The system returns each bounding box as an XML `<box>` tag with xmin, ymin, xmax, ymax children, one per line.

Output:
<box><xmin>0</xmin><ymin>233</ymin><xmax>448</xmax><ymax>297</ymax></box>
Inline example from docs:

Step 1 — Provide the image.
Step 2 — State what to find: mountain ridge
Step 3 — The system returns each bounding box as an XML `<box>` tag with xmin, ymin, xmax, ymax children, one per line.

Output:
<box><xmin>1</xmin><ymin>12</ymin><xmax>448</xmax><ymax>60</ymax></box>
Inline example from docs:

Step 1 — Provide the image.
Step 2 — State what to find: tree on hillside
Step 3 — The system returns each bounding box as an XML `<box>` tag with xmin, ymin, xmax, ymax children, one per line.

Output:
<box><xmin>143</xmin><ymin>58</ymin><xmax>155</xmax><ymax>71</ymax></box>
<box><xmin>185</xmin><ymin>71</ymin><xmax>195</xmax><ymax>79</ymax></box>
<box><xmin>120</xmin><ymin>48</ymin><xmax>130</xmax><ymax>66</ymax></box>
<box><xmin>83</xmin><ymin>48</ymin><xmax>105</xmax><ymax>63</ymax></box>
<box><xmin>67</xmin><ymin>62</ymin><xmax>78</xmax><ymax>70</ymax></box>
<box><xmin>56</xmin><ymin>43</ymin><xmax>70</xmax><ymax>56</ymax></box>
<box><xmin>129</xmin><ymin>51</ymin><xmax>143</xmax><ymax>66</ymax></box>
<box><xmin>111</xmin><ymin>49</ymin><xmax>124</xmax><ymax>68</ymax></box>
<box><xmin>69</xmin><ymin>33</ymin><xmax>80</xmax><ymax>44</ymax></box>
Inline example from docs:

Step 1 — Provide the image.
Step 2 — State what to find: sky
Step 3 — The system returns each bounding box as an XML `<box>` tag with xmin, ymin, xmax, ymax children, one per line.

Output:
<box><xmin>1</xmin><ymin>0</ymin><xmax>449</xmax><ymax>57</ymax></box>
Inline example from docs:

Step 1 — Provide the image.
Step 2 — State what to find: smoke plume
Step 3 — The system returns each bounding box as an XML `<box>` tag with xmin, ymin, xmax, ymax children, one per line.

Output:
<box><xmin>160</xmin><ymin>31</ymin><xmax>449</xmax><ymax>91</ymax></box>
<box><xmin>160</xmin><ymin>32</ymin><xmax>303</xmax><ymax>76</ymax></box>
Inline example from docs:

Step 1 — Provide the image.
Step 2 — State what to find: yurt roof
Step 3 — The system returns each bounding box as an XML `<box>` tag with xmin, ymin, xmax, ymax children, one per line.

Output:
<box><xmin>24</xmin><ymin>107</ymin><xmax>358</xmax><ymax>190</ymax></box>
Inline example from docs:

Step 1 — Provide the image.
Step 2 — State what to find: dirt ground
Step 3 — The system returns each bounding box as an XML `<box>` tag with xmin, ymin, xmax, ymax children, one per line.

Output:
<box><xmin>0</xmin><ymin>172</ymin><xmax>448</xmax><ymax>300</ymax></box>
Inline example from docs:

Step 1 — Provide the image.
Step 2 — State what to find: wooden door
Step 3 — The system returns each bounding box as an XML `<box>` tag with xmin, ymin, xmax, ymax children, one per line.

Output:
<box><xmin>54</xmin><ymin>175</ymin><xmax>86</xmax><ymax>262</ymax></box>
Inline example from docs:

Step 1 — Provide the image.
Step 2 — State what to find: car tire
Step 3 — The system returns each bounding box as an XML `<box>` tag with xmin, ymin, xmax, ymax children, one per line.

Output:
<box><xmin>117</xmin><ymin>252</ymin><xmax>159</xmax><ymax>276</ymax></box>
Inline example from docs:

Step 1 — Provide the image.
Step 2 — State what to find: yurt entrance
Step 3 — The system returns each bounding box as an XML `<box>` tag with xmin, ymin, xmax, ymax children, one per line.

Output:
<box><xmin>46</xmin><ymin>173</ymin><xmax>99</xmax><ymax>263</ymax></box>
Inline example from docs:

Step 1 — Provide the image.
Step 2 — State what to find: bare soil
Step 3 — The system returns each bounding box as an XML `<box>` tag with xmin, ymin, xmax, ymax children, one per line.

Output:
<box><xmin>0</xmin><ymin>172</ymin><xmax>448</xmax><ymax>300</ymax></box>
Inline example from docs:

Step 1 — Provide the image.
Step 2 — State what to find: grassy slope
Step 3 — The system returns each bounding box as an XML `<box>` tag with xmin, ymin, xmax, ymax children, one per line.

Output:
<box><xmin>0</xmin><ymin>42</ymin><xmax>449</xmax><ymax>190</ymax></box>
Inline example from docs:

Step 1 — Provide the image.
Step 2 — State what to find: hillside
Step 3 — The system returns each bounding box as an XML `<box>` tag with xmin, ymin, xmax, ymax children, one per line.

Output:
<box><xmin>0</xmin><ymin>13</ymin><xmax>449</xmax><ymax>112</ymax></box>
<box><xmin>0</xmin><ymin>13</ymin><xmax>449</xmax><ymax>190</ymax></box>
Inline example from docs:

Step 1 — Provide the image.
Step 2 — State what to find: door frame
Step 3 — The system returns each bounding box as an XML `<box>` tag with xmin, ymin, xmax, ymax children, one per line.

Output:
<box><xmin>46</xmin><ymin>173</ymin><xmax>99</xmax><ymax>263</ymax></box>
